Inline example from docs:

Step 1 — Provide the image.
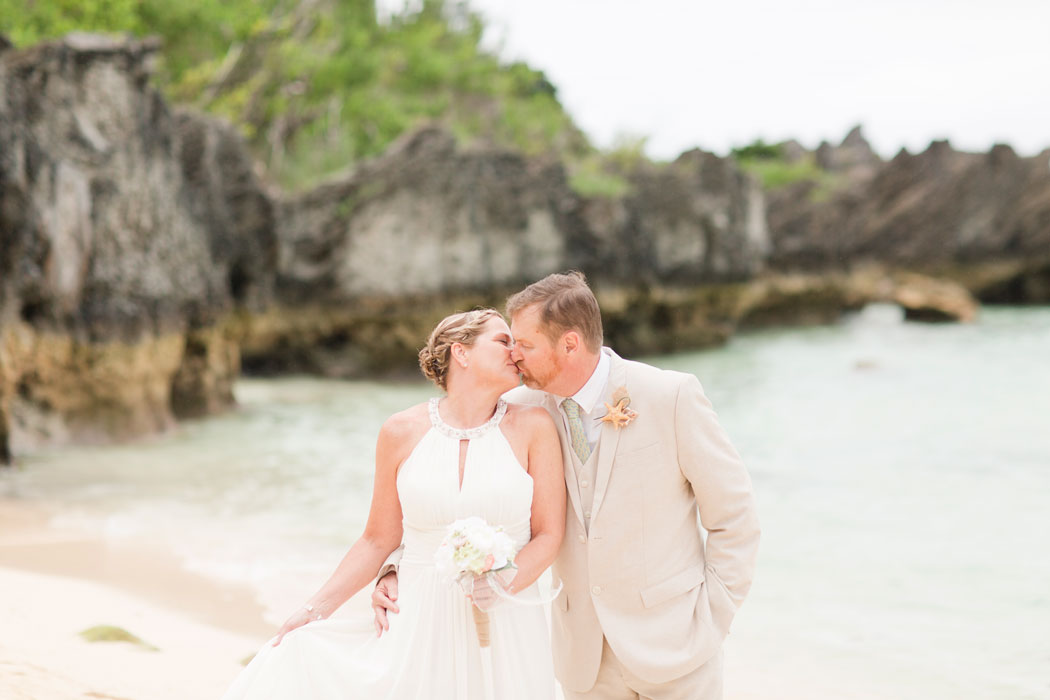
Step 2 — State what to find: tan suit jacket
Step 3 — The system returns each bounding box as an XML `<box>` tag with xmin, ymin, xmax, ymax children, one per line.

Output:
<box><xmin>506</xmin><ymin>348</ymin><xmax>760</xmax><ymax>692</ymax></box>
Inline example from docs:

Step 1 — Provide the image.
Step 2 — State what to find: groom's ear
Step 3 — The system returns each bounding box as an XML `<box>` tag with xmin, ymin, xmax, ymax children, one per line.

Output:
<box><xmin>562</xmin><ymin>331</ymin><xmax>581</xmax><ymax>355</ymax></box>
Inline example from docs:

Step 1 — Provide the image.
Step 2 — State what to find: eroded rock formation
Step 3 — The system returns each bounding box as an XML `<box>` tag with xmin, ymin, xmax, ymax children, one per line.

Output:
<box><xmin>1</xmin><ymin>34</ymin><xmax>275</xmax><ymax>456</ymax></box>
<box><xmin>767</xmin><ymin>129</ymin><xmax>1050</xmax><ymax>302</ymax></box>
<box><xmin>1</xmin><ymin>36</ymin><xmax>1045</xmax><ymax>461</ymax></box>
<box><xmin>1</xmin><ymin>35</ymin><xmax>769</xmax><ymax>459</ymax></box>
<box><xmin>251</xmin><ymin>128</ymin><xmax>770</xmax><ymax>374</ymax></box>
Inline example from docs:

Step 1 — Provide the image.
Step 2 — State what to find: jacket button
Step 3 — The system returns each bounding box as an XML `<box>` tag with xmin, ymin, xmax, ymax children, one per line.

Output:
<box><xmin>577</xmin><ymin>534</ymin><xmax>586</xmax><ymax>544</ymax></box>
<box><xmin>591</xmin><ymin>586</ymin><xmax>602</xmax><ymax>596</ymax></box>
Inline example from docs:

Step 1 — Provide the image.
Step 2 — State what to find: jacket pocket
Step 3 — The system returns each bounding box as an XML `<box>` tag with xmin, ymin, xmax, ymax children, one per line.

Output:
<box><xmin>639</xmin><ymin>563</ymin><xmax>705</xmax><ymax>609</ymax></box>
<box><xmin>615</xmin><ymin>440</ymin><xmax>661</xmax><ymax>462</ymax></box>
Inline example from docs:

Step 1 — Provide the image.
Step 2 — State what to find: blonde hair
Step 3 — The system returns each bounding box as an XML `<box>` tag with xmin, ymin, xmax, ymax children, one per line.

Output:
<box><xmin>505</xmin><ymin>271</ymin><xmax>603</xmax><ymax>352</ymax></box>
<box><xmin>419</xmin><ymin>309</ymin><xmax>503</xmax><ymax>390</ymax></box>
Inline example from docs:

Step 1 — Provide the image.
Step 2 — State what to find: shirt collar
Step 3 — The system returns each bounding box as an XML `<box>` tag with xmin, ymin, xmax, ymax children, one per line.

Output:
<box><xmin>556</xmin><ymin>349</ymin><xmax>611</xmax><ymax>416</ymax></box>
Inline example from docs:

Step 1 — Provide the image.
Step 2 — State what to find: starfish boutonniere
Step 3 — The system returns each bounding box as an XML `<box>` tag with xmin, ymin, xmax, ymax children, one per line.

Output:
<box><xmin>600</xmin><ymin>387</ymin><xmax>638</xmax><ymax>430</ymax></box>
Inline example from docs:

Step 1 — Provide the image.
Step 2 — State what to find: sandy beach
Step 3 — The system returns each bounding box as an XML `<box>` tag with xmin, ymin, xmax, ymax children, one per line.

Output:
<box><xmin>0</xmin><ymin>494</ymin><xmax>890</xmax><ymax>700</ymax></box>
<box><xmin>0</xmin><ymin>494</ymin><xmax>772</xmax><ymax>700</ymax></box>
<box><xmin>0</xmin><ymin>498</ymin><xmax>280</xmax><ymax>700</ymax></box>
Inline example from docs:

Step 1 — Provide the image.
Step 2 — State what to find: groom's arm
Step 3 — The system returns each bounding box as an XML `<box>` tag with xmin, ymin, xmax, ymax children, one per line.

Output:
<box><xmin>376</xmin><ymin>544</ymin><xmax>403</xmax><ymax>579</ymax></box>
<box><xmin>674</xmin><ymin>373</ymin><xmax>761</xmax><ymax>633</ymax></box>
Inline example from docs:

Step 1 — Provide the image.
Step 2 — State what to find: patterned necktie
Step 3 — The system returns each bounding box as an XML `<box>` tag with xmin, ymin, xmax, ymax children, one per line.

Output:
<box><xmin>561</xmin><ymin>398</ymin><xmax>592</xmax><ymax>463</ymax></box>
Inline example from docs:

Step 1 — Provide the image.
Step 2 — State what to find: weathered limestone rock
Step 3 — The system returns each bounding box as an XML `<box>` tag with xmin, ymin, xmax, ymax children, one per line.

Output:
<box><xmin>0</xmin><ymin>35</ymin><xmax>275</xmax><ymax>459</ymax></box>
<box><xmin>1</xmin><ymin>34</ymin><xmax>771</xmax><ymax>459</ymax></box>
<box><xmin>583</xmin><ymin>149</ymin><xmax>770</xmax><ymax>285</ymax></box>
<box><xmin>735</xmin><ymin>267</ymin><xmax>979</xmax><ymax>326</ymax></box>
<box><xmin>889</xmin><ymin>274</ymin><xmax>979</xmax><ymax>322</ymax></box>
<box><xmin>169</xmin><ymin>324</ymin><xmax>241</xmax><ymax>419</ymax></box>
<box><xmin>277</xmin><ymin>127</ymin><xmax>584</xmax><ymax>302</ymax></box>
<box><xmin>264</xmin><ymin>127</ymin><xmax>768</xmax><ymax>373</ymax></box>
<box><xmin>736</xmin><ymin>273</ymin><xmax>867</xmax><ymax>328</ymax></box>
<box><xmin>961</xmin><ymin>259</ymin><xmax>1050</xmax><ymax>304</ymax></box>
<box><xmin>1</xmin><ymin>320</ymin><xmax>184</xmax><ymax>453</ymax></box>
<box><xmin>780</xmin><ymin>139</ymin><xmax>808</xmax><ymax>164</ymax></box>
<box><xmin>814</xmin><ymin>125</ymin><xmax>881</xmax><ymax>181</ymax></box>
<box><xmin>767</xmin><ymin>134</ymin><xmax>1050</xmax><ymax>280</ymax></box>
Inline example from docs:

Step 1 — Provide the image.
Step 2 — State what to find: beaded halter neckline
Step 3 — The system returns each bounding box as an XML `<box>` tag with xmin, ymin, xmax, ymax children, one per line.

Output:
<box><xmin>428</xmin><ymin>397</ymin><xmax>508</xmax><ymax>440</ymax></box>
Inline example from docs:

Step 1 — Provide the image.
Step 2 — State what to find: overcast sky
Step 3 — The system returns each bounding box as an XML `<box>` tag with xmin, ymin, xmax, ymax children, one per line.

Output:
<box><xmin>385</xmin><ymin>0</ymin><xmax>1050</xmax><ymax>160</ymax></box>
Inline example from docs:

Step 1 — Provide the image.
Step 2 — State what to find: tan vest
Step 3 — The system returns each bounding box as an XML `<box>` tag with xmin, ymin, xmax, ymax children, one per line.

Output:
<box><xmin>569</xmin><ymin>437</ymin><xmax>599</xmax><ymax>531</ymax></box>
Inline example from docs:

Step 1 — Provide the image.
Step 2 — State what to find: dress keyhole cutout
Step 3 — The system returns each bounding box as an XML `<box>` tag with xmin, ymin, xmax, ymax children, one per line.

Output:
<box><xmin>457</xmin><ymin>439</ymin><xmax>469</xmax><ymax>492</ymax></box>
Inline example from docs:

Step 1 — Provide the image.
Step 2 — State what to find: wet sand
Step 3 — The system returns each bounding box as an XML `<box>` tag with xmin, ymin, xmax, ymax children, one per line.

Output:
<box><xmin>0</xmin><ymin>498</ymin><xmax>270</xmax><ymax>700</ymax></box>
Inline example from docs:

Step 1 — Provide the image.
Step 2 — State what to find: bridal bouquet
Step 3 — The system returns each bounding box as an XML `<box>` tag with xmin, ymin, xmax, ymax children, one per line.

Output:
<box><xmin>435</xmin><ymin>516</ymin><xmax>517</xmax><ymax>647</ymax></box>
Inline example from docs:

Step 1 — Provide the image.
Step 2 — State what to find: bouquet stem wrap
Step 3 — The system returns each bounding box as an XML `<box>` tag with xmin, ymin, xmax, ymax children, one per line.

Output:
<box><xmin>435</xmin><ymin>517</ymin><xmax>516</xmax><ymax>648</ymax></box>
<box><xmin>472</xmin><ymin>605</ymin><xmax>490</xmax><ymax>647</ymax></box>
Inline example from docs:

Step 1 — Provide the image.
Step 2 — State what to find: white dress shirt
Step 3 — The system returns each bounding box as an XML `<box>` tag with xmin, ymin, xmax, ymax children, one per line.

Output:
<box><xmin>553</xmin><ymin>349</ymin><xmax>611</xmax><ymax>454</ymax></box>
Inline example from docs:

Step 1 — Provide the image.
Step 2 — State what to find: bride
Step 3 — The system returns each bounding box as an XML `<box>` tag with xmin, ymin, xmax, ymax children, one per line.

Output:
<box><xmin>222</xmin><ymin>309</ymin><xmax>565</xmax><ymax>700</ymax></box>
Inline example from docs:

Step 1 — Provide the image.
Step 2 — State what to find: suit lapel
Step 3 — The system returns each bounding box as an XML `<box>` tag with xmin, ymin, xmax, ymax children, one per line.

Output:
<box><xmin>591</xmin><ymin>350</ymin><xmax>627</xmax><ymax>524</ymax></box>
<box><xmin>544</xmin><ymin>392</ymin><xmax>585</xmax><ymax>528</ymax></box>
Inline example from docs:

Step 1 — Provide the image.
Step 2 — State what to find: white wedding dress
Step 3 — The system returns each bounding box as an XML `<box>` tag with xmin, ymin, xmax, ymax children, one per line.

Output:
<box><xmin>222</xmin><ymin>398</ymin><xmax>555</xmax><ymax>700</ymax></box>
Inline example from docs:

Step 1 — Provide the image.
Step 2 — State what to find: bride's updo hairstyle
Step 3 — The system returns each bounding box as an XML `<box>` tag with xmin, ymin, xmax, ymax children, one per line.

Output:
<box><xmin>419</xmin><ymin>308</ymin><xmax>503</xmax><ymax>390</ymax></box>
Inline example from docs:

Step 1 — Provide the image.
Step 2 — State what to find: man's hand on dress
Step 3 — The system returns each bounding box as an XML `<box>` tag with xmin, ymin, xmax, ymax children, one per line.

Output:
<box><xmin>372</xmin><ymin>571</ymin><xmax>400</xmax><ymax>637</ymax></box>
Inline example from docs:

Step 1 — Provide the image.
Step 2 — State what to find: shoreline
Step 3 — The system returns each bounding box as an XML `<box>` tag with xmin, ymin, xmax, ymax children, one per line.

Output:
<box><xmin>0</xmin><ymin>498</ymin><xmax>273</xmax><ymax>639</ymax></box>
<box><xmin>0</xmin><ymin>497</ymin><xmax>273</xmax><ymax>700</ymax></box>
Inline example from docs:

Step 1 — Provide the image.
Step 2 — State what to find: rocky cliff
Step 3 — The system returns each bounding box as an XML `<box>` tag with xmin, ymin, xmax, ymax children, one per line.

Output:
<box><xmin>1</xmin><ymin>34</ymin><xmax>276</xmax><ymax>457</ymax></box>
<box><xmin>1</xmin><ymin>34</ymin><xmax>770</xmax><ymax>460</ymax></box>
<box><xmin>767</xmin><ymin>129</ymin><xmax>1050</xmax><ymax>302</ymax></box>
<box><xmin>252</xmin><ymin>127</ymin><xmax>770</xmax><ymax>375</ymax></box>
<box><xmin>2</xmin><ymin>36</ymin><xmax>1047</xmax><ymax>462</ymax></box>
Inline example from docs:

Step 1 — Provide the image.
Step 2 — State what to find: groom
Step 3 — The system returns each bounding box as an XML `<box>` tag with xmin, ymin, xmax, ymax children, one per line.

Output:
<box><xmin>375</xmin><ymin>272</ymin><xmax>760</xmax><ymax>699</ymax></box>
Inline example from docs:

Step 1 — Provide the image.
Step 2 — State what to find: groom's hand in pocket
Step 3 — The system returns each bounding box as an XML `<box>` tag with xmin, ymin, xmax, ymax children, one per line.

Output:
<box><xmin>372</xmin><ymin>572</ymin><xmax>400</xmax><ymax>637</ymax></box>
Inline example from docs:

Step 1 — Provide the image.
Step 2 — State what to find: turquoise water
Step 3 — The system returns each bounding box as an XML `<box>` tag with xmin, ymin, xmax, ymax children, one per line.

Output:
<box><xmin>4</xmin><ymin>304</ymin><xmax>1049</xmax><ymax>698</ymax></box>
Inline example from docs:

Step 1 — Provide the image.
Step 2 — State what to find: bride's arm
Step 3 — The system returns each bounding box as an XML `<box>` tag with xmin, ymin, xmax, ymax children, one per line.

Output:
<box><xmin>504</xmin><ymin>408</ymin><xmax>565</xmax><ymax>594</ymax></box>
<box><xmin>273</xmin><ymin>412</ymin><xmax>413</xmax><ymax>643</ymax></box>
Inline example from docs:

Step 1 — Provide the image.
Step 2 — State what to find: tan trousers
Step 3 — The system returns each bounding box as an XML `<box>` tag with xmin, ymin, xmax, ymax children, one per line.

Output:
<box><xmin>562</xmin><ymin>638</ymin><xmax>724</xmax><ymax>700</ymax></box>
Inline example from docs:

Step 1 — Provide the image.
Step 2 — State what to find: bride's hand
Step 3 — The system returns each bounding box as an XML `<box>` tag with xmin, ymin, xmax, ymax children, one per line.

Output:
<box><xmin>272</xmin><ymin>605</ymin><xmax>323</xmax><ymax>646</ymax></box>
<box><xmin>470</xmin><ymin>569</ymin><xmax>515</xmax><ymax>612</ymax></box>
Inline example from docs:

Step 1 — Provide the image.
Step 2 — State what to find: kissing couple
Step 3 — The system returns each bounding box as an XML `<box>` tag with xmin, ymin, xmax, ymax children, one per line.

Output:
<box><xmin>222</xmin><ymin>272</ymin><xmax>760</xmax><ymax>700</ymax></box>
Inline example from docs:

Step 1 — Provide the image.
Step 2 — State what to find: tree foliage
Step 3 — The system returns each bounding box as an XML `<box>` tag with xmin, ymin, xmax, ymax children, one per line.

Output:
<box><xmin>730</xmin><ymin>139</ymin><xmax>783</xmax><ymax>162</ymax></box>
<box><xmin>0</xmin><ymin>0</ymin><xmax>588</xmax><ymax>188</ymax></box>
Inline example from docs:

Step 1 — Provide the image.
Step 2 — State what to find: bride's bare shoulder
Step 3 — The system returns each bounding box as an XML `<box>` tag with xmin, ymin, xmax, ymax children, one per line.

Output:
<box><xmin>503</xmin><ymin>403</ymin><xmax>556</xmax><ymax>434</ymax></box>
<box><xmin>378</xmin><ymin>402</ymin><xmax>431</xmax><ymax>445</ymax></box>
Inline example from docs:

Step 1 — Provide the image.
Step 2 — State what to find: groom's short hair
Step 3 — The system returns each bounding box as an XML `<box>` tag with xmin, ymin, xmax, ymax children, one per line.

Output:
<box><xmin>506</xmin><ymin>271</ymin><xmax>603</xmax><ymax>352</ymax></box>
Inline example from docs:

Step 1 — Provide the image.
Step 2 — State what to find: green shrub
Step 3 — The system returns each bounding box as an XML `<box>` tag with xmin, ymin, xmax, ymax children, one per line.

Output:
<box><xmin>568</xmin><ymin>155</ymin><xmax>631</xmax><ymax>199</ymax></box>
<box><xmin>730</xmin><ymin>139</ymin><xmax>783</xmax><ymax>161</ymax></box>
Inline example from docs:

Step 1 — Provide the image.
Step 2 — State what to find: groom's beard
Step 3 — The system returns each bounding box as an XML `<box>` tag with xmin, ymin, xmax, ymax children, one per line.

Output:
<box><xmin>514</xmin><ymin>362</ymin><xmax>539</xmax><ymax>389</ymax></box>
<box><xmin>518</xmin><ymin>371</ymin><xmax>541</xmax><ymax>389</ymax></box>
<box><xmin>515</xmin><ymin>358</ymin><xmax>560</xmax><ymax>391</ymax></box>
